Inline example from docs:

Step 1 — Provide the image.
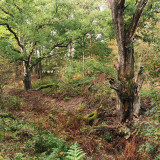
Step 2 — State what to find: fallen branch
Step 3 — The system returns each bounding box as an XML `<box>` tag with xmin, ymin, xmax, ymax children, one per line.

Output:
<box><xmin>34</xmin><ymin>83</ymin><xmax>59</xmax><ymax>91</ymax></box>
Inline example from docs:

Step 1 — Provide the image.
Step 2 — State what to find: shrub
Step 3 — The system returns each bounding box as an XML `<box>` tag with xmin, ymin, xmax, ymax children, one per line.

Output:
<box><xmin>135</xmin><ymin>89</ymin><xmax>160</xmax><ymax>159</ymax></box>
<box><xmin>34</xmin><ymin>130</ymin><xmax>68</xmax><ymax>159</ymax></box>
<box><xmin>0</xmin><ymin>55</ymin><xmax>12</xmax><ymax>100</ymax></box>
<box><xmin>1</xmin><ymin>96</ymin><xmax>25</xmax><ymax>111</ymax></box>
<box><xmin>61</xmin><ymin>59</ymin><xmax>115</xmax><ymax>83</ymax></box>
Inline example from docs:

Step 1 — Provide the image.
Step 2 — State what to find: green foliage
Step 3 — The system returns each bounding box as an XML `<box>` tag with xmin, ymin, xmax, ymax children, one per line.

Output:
<box><xmin>135</xmin><ymin>89</ymin><xmax>160</xmax><ymax>159</ymax></box>
<box><xmin>32</xmin><ymin>76</ymin><xmax>57</xmax><ymax>89</ymax></box>
<box><xmin>0</xmin><ymin>112</ymin><xmax>71</xmax><ymax>159</ymax></box>
<box><xmin>1</xmin><ymin>95</ymin><xmax>25</xmax><ymax>111</ymax></box>
<box><xmin>0</xmin><ymin>55</ymin><xmax>12</xmax><ymax>98</ymax></box>
<box><xmin>138</xmin><ymin>142</ymin><xmax>155</xmax><ymax>157</ymax></box>
<box><xmin>104</xmin><ymin>132</ymin><xmax>112</xmax><ymax>142</ymax></box>
<box><xmin>62</xmin><ymin>59</ymin><xmax>115</xmax><ymax>82</ymax></box>
<box><xmin>66</xmin><ymin>142</ymin><xmax>86</xmax><ymax>160</ymax></box>
<box><xmin>34</xmin><ymin>130</ymin><xmax>68</xmax><ymax>156</ymax></box>
<box><xmin>146</xmin><ymin>58</ymin><xmax>160</xmax><ymax>84</ymax></box>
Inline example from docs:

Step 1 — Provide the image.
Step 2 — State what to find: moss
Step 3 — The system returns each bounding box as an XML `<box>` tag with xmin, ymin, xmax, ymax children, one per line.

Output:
<box><xmin>63</xmin><ymin>96</ymin><xmax>71</xmax><ymax>102</ymax></box>
<box><xmin>35</xmin><ymin>83</ymin><xmax>59</xmax><ymax>91</ymax></box>
<box><xmin>84</xmin><ymin>110</ymin><xmax>97</xmax><ymax>121</ymax></box>
<box><xmin>84</xmin><ymin>105</ymin><xmax>106</xmax><ymax>125</ymax></box>
<box><xmin>84</xmin><ymin>110</ymin><xmax>98</xmax><ymax>125</ymax></box>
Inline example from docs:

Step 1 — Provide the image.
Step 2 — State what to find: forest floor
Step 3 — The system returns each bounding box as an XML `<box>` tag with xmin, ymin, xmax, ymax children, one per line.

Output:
<box><xmin>1</xmin><ymin>73</ymin><xmax>159</xmax><ymax>160</ymax></box>
<box><xmin>1</xmin><ymin>84</ymin><xmax>154</xmax><ymax>160</ymax></box>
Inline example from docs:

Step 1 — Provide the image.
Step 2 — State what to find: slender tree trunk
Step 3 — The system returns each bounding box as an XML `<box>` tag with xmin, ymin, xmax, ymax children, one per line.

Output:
<box><xmin>69</xmin><ymin>43</ymin><xmax>72</xmax><ymax>59</ymax></box>
<box><xmin>37</xmin><ymin>61</ymin><xmax>42</xmax><ymax>79</ymax></box>
<box><xmin>90</xmin><ymin>34</ymin><xmax>93</xmax><ymax>58</ymax></box>
<box><xmin>21</xmin><ymin>41</ymin><xmax>35</xmax><ymax>91</ymax></box>
<box><xmin>82</xmin><ymin>37</ymin><xmax>85</xmax><ymax>77</ymax></box>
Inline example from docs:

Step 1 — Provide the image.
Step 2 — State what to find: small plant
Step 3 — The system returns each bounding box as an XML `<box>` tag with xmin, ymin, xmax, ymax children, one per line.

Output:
<box><xmin>2</xmin><ymin>96</ymin><xmax>25</xmax><ymax>111</ymax></box>
<box><xmin>34</xmin><ymin>130</ymin><xmax>68</xmax><ymax>158</ymax></box>
<box><xmin>63</xmin><ymin>96</ymin><xmax>71</xmax><ymax>102</ymax></box>
<box><xmin>66</xmin><ymin>142</ymin><xmax>86</xmax><ymax>160</ymax></box>
<box><xmin>134</xmin><ymin>89</ymin><xmax>160</xmax><ymax>159</ymax></box>
<box><xmin>105</xmin><ymin>132</ymin><xmax>112</xmax><ymax>142</ymax></box>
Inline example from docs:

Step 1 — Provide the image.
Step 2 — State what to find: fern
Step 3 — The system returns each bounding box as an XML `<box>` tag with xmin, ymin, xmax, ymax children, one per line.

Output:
<box><xmin>65</xmin><ymin>142</ymin><xmax>86</xmax><ymax>160</ymax></box>
<box><xmin>46</xmin><ymin>151</ymin><xmax>60</xmax><ymax>160</ymax></box>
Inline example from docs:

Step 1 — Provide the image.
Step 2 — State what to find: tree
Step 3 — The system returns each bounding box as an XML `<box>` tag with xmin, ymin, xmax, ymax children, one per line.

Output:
<box><xmin>106</xmin><ymin>0</ymin><xmax>149</xmax><ymax>122</ymax></box>
<box><xmin>0</xmin><ymin>0</ymin><xmax>73</xmax><ymax>90</ymax></box>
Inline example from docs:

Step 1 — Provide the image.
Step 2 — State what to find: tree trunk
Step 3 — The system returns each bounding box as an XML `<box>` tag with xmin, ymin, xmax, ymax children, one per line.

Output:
<box><xmin>113</xmin><ymin>48</ymin><xmax>144</xmax><ymax>122</ymax></box>
<box><xmin>23</xmin><ymin>72</ymin><xmax>31</xmax><ymax>91</ymax></box>
<box><xmin>37</xmin><ymin>61</ymin><xmax>42</xmax><ymax>79</ymax></box>
<box><xmin>82</xmin><ymin>37</ymin><xmax>85</xmax><ymax>77</ymax></box>
<box><xmin>69</xmin><ymin>43</ymin><xmax>72</xmax><ymax>58</ymax></box>
<box><xmin>23</xmin><ymin>61</ymin><xmax>31</xmax><ymax>90</ymax></box>
<box><xmin>107</xmin><ymin>0</ymin><xmax>147</xmax><ymax>122</ymax></box>
<box><xmin>90</xmin><ymin>34</ymin><xmax>93</xmax><ymax>58</ymax></box>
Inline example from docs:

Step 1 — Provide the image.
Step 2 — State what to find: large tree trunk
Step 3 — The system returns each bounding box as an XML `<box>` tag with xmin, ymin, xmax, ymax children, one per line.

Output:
<box><xmin>107</xmin><ymin>0</ymin><xmax>148</xmax><ymax>122</ymax></box>
<box><xmin>113</xmin><ymin>42</ymin><xmax>144</xmax><ymax>122</ymax></box>
<box><xmin>116</xmin><ymin>66</ymin><xmax>144</xmax><ymax>122</ymax></box>
<box><xmin>23</xmin><ymin>72</ymin><xmax>31</xmax><ymax>91</ymax></box>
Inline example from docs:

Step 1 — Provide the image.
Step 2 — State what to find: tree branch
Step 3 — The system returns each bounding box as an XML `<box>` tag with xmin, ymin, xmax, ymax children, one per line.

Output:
<box><xmin>111</xmin><ymin>0</ymin><xmax>126</xmax><ymax>56</ymax></box>
<box><xmin>12</xmin><ymin>0</ymin><xmax>22</xmax><ymax>12</ymax></box>
<box><xmin>135</xmin><ymin>66</ymin><xmax>144</xmax><ymax>93</ymax></box>
<box><xmin>0</xmin><ymin>6</ymin><xmax>14</xmax><ymax>17</ymax></box>
<box><xmin>28</xmin><ymin>42</ymin><xmax>37</xmax><ymax>67</ymax></box>
<box><xmin>0</xmin><ymin>23</ymin><xmax>23</xmax><ymax>49</ymax></box>
<box><xmin>109</xmin><ymin>78</ymin><xmax>119</xmax><ymax>92</ymax></box>
<box><xmin>118</xmin><ymin>0</ymin><xmax>125</xmax><ymax>8</ymax></box>
<box><xmin>31</xmin><ymin>50</ymin><xmax>66</xmax><ymax>68</ymax></box>
<box><xmin>127</xmin><ymin>0</ymin><xmax>149</xmax><ymax>40</ymax></box>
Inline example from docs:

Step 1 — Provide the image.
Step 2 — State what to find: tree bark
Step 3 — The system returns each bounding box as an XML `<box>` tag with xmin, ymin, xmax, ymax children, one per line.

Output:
<box><xmin>23</xmin><ymin>61</ymin><xmax>31</xmax><ymax>91</ymax></box>
<box><xmin>69</xmin><ymin>43</ymin><xmax>72</xmax><ymax>58</ymax></box>
<box><xmin>37</xmin><ymin>61</ymin><xmax>42</xmax><ymax>79</ymax></box>
<box><xmin>90</xmin><ymin>34</ymin><xmax>93</xmax><ymax>58</ymax></box>
<box><xmin>108</xmin><ymin>0</ymin><xmax>147</xmax><ymax>122</ymax></box>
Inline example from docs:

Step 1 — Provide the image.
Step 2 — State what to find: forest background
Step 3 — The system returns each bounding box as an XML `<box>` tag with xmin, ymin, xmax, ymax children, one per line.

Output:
<box><xmin>0</xmin><ymin>0</ymin><xmax>159</xmax><ymax>159</ymax></box>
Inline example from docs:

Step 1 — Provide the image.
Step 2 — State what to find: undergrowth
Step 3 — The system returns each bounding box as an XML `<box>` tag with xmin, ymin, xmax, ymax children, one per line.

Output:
<box><xmin>0</xmin><ymin>111</ymin><xmax>86</xmax><ymax>160</ymax></box>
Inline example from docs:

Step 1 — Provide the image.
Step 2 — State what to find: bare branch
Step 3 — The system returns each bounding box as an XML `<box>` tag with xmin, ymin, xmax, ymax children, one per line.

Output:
<box><xmin>109</xmin><ymin>78</ymin><xmax>119</xmax><ymax>92</ymax></box>
<box><xmin>12</xmin><ymin>0</ymin><xmax>22</xmax><ymax>12</ymax></box>
<box><xmin>127</xmin><ymin>0</ymin><xmax>149</xmax><ymax>40</ymax></box>
<box><xmin>135</xmin><ymin>66</ymin><xmax>144</xmax><ymax>93</ymax></box>
<box><xmin>0</xmin><ymin>23</ymin><xmax>23</xmax><ymax>49</ymax></box>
